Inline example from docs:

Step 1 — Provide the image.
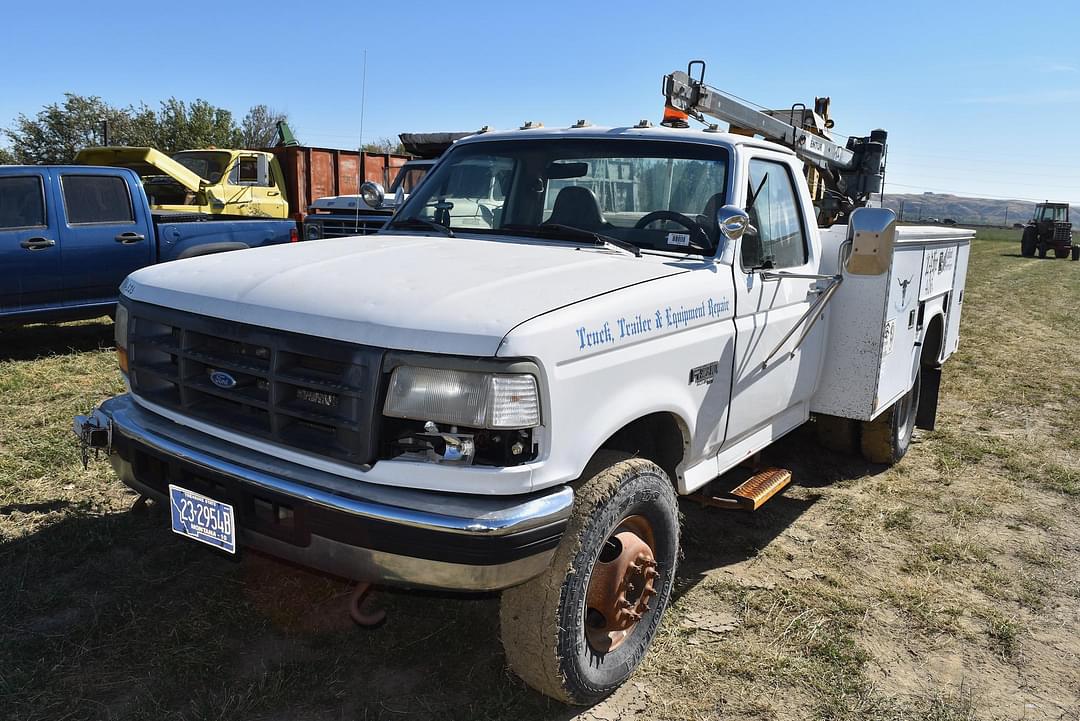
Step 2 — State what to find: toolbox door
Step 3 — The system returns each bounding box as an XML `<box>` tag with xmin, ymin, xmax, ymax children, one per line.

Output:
<box><xmin>943</xmin><ymin>242</ymin><xmax>970</xmax><ymax>358</ymax></box>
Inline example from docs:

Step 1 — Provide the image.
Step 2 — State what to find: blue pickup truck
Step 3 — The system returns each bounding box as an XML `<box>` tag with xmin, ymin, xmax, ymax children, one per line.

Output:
<box><xmin>1</xmin><ymin>165</ymin><xmax>297</xmax><ymax>326</ymax></box>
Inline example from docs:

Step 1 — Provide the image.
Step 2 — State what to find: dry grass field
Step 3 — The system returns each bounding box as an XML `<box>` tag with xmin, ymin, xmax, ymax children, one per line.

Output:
<box><xmin>1</xmin><ymin>228</ymin><xmax>1077</xmax><ymax>721</ymax></box>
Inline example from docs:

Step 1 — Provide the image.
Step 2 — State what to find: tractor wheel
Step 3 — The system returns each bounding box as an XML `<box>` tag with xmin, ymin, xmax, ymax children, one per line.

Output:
<box><xmin>1072</xmin><ymin>246</ymin><xmax>1080</xmax><ymax>261</ymax></box>
<box><xmin>1054</xmin><ymin>248</ymin><xmax>1070</xmax><ymax>259</ymax></box>
<box><xmin>499</xmin><ymin>454</ymin><xmax>679</xmax><ymax>705</ymax></box>
<box><xmin>1020</xmin><ymin>227</ymin><xmax>1037</xmax><ymax>257</ymax></box>
<box><xmin>861</xmin><ymin>369</ymin><xmax>921</xmax><ymax>465</ymax></box>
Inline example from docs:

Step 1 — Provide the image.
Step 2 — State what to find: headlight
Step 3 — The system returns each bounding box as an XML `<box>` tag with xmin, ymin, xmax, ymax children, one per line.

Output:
<box><xmin>305</xmin><ymin>221</ymin><xmax>322</xmax><ymax>240</ymax></box>
<box><xmin>384</xmin><ymin>366</ymin><xmax>540</xmax><ymax>429</ymax></box>
<box><xmin>361</xmin><ymin>181</ymin><xmax>385</xmax><ymax>209</ymax></box>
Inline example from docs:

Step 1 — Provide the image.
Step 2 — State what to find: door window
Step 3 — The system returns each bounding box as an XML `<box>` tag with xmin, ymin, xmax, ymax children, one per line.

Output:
<box><xmin>0</xmin><ymin>176</ymin><xmax>46</xmax><ymax>229</ymax></box>
<box><xmin>743</xmin><ymin>159</ymin><xmax>808</xmax><ymax>269</ymax></box>
<box><xmin>61</xmin><ymin>175</ymin><xmax>135</xmax><ymax>225</ymax></box>
<box><xmin>233</xmin><ymin>156</ymin><xmax>273</xmax><ymax>187</ymax></box>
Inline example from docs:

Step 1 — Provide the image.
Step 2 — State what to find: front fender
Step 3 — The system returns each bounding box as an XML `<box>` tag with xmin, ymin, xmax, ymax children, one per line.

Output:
<box><xmin>498</xmin><ymin>268</ymin><xmax>738</xmax><ymax>493</ymax></box>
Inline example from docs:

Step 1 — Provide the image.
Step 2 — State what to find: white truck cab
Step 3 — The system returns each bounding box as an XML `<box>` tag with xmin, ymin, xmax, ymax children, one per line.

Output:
<box><xmin>76</xmin><ymin>73</ymin><xmax>972</xmax><ymax>705</ymax></box>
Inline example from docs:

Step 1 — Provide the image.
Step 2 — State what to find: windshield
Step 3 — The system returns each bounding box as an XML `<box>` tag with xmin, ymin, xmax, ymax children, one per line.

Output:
<box><xmin>171</xmin><ymin>151</ymin><xmax>231</xmax><ymax>183</ymax></box>
<box><xmin>389</xmin><ymin>165</ymin><xmax>431</xmax><ymax>194</ymax></box>
<box><xmin>1035</xmin><ymin>204</ymin><xmax>1068</xmax><ymax>222</ymax></box>
<box><xmin>391</xmin><ymin>138</ymin><xmax>729</xmax><ymax>255</ymax></box>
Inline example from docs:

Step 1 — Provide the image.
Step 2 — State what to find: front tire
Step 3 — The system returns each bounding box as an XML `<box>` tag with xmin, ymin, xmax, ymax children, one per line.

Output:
<box><xmin>861</xmin><ymin>369</ymin><xmax>921</xmax><ymax>465</ymax></box>
<box><xmin>499</xmin><ymin>455</ymin><xmax>679</xmax><ymax>705</ymax></box>
<box><xmin>1054</xmin><ymin>248</ymin><xmax>1070</xmax><ymax>259</ymax></box>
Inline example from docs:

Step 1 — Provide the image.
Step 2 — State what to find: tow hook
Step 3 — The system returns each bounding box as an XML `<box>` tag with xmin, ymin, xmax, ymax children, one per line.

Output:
<box><xmin>348</xmin><ymin>581</ymin><xmax>386</xmax><ymax>627</ymax></box>
<box><xmin>72</xmin><ymin>409</ymin><xmax>112</xmax><ymax>469</ymax></box>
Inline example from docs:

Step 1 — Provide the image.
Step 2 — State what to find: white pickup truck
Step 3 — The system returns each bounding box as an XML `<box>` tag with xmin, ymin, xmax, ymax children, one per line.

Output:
<box><xmin>75</xmin><ymin>76</ymin><xmax>973</xmax><ymax>704</ymax></box>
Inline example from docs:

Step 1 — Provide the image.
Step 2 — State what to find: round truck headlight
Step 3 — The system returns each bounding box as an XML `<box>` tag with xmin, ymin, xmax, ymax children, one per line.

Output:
<box><xmin>384</xmin><ymin>366</ymin><xmax>540</xmax><ymax>429</ymax></box>
<box><xmin>360</xmin><ymin>181</ymin><xmax>385</xmax><ymax>209</ymax></box>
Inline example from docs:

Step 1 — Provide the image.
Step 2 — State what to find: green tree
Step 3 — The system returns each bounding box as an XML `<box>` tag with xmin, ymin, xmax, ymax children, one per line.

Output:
<box><xmin>154</xmin><ymin>98</ymin><xmax>241</xmax><ymax>152</ymax></box>
<box><xmin>362</xmin><ymin>136</ymin><xmax>405</xmax><ymax>154</ymax></box>
<box><xmin>0</xmin><ymin>146</ymin><xmax>15</xmax><ymax>165</ymax></box>
<box><xmin>3</xmin><ymin>93</ymin><xmax>292</xmax><ymax>163</ymax></box>
<box><xmin>239</xmin><ymin>105</ymin><xmax>288</xmax><ymax>148</ymax></box>
<box><xmin>3</xmin><ymin>93</ymin><xmax>131</xmax><ymax>164</ymax></box>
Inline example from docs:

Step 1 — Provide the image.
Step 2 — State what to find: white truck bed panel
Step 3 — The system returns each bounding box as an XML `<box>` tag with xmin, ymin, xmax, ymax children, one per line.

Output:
<box><xmin>811</xmin><ymin>225</ymin><xmax>974</xmax><ymax>421</ymax></box>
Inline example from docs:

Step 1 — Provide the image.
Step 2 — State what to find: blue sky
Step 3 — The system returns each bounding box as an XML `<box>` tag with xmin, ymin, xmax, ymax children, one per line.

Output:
<box><xmin>3</xmin><ymin>0</ymin><xmax>1078</xmax><ymax>204</ymax></box>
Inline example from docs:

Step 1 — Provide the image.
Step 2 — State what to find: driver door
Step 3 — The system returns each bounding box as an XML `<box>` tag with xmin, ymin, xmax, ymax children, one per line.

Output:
<box><xmin>724</xmin><ymin>155</ymin><xmax>827</xmax><ymax>445</ymax></box>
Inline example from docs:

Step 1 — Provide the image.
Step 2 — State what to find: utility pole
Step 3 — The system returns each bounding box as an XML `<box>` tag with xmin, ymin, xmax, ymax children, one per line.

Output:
<box><xmin>100</xmin><ymin>119</ymin><xmax>109</xmax><ymax>146</ymax></box>
<box><xmin>1004</xmin><ymin>205</ymin><xmax>1009</xmax><ymax>227</ymax></box>
<box><xmin>899</xmin><ymin>199</ymin><xmax>905</xmax><ymax>222</ymax></box>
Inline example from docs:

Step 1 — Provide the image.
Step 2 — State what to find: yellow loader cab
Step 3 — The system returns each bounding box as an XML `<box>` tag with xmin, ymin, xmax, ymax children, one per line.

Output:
<box><xmin>74</xmin><ymin>147</ymin><xmax>290</xmax><ymax>219</ymax></box>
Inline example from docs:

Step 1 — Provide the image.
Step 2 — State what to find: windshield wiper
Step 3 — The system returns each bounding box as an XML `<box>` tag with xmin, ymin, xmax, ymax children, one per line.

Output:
<box><xmin>502</xmin><ymin>223</ymin><xmax>641</xmax><ymax>257</ymax></box>
<box><xmin>385</xmin><ymin>217</ymin><xmax>454</xmax><ymax>237</ymax></box>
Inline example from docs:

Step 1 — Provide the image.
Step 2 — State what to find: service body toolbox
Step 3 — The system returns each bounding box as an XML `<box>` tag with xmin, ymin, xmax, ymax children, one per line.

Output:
<box><xmin>812</xmin><ymin>227</ymin><xmax>972</xmax><ymax>422</ymax></box>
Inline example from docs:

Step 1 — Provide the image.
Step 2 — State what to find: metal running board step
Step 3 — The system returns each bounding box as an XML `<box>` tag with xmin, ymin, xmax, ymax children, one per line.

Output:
<box><xmin>690</xmin><ymin>467</ymin><xmax>793</xmax><ymax>511</ymax></box>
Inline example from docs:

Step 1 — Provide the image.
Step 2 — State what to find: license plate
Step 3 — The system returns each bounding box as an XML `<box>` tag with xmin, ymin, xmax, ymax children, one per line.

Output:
<box><xmin>169</xmin><ymin>484</ymin><xmax>236</xmax><ymax>554</ymax></box>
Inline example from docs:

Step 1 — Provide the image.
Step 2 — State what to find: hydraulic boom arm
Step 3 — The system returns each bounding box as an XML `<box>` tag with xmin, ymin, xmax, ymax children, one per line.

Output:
<box><xmin>662</xmin><ymin>61</ymin><xmax>887</xmax><ymax>226</ymax></box>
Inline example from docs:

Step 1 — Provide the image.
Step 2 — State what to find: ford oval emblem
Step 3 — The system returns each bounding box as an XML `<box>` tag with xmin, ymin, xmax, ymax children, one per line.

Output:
<box><xmin>209</xmin><ymin>370</ymin><xmax>237</xmax><ymax>389</ymax></box>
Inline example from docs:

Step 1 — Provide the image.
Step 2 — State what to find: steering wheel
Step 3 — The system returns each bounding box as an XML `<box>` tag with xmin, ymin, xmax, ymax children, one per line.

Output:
<box><xmin>633</xmin><ymin>211</ymin><xmax>712</xmax><ymax>251</ymax></box>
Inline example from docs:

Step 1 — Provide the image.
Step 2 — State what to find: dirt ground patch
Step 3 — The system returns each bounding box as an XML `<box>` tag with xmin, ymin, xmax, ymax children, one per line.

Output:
<box><xmin>1</xmin><ymin>229</ymin><xmax>1077</xmax><ymax>720</ymax></box>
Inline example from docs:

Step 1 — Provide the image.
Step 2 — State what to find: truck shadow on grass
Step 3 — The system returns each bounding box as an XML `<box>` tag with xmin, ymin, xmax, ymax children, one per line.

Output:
<box><xmin>674</xmin><ymin>426</ymin><xmax>880</xmax><ymax>601</ymax></box>
<box><xmin>0</xmin><ymin>318</ymin><xmax>114</xmax><ymax>362</ymax></box>
<box><xmin>0</xmin><ymin>431</ymin><xmax>884</xmax><ymax>721</ymax></box>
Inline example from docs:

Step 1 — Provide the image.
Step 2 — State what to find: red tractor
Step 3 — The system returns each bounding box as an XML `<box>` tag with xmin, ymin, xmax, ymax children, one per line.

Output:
<box><xmin>1021</xmin><ymin>202</ymin><xmax>1077</xmax><ymax>260</ymax></box>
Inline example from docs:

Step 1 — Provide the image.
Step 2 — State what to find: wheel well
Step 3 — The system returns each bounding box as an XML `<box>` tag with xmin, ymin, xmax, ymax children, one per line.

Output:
<box><xmin>921</xmin><ymin>313</ymin><xmax>945</xmax><ymax>367</ymax></box>
<box><xmin>593</xmin><ymin>412</ymin><xmax>688</xmax><ymax>483</ymax></box>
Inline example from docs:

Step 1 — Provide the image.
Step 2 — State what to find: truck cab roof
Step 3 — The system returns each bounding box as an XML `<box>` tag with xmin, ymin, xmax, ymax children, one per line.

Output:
<box><xmin>454</xmin><ymin>124</ymin><xmax>798</xmax><ymax>156</ymax></box>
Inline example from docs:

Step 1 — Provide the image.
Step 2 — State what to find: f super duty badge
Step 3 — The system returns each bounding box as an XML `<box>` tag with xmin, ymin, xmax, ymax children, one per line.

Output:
<box><xmin>689</xmin><ymin>361</ymin><xmax>719</xmax><ymax>386</ymax></box>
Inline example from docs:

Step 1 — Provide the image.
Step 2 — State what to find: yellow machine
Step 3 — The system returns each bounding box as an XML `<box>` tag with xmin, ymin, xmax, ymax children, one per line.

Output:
<box><xmin>74</xmin><ymin>146</ymin><xmax>290</xmax><ymax>218</ymax></box>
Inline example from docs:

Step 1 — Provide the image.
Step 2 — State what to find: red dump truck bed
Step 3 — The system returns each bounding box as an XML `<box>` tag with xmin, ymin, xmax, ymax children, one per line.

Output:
<box><xmin>266</xmin><ymin>146</ymin><xmax>411</xmax><ymax>222</ymax></box>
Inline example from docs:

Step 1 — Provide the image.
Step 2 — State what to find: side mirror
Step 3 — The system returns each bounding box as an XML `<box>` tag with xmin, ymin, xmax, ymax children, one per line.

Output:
<box><xmin>361</xmin><ymin>181</ymin><xmax>386</xmax><ymax>209</ymax></box>
<box><xmin>716</xmin><ymin>204</ymin><xmax>750</xmax><ymax>242</ymax></box>
<box><xmin>846</xmin><ymin>207</ymin><xmax>896</xmax><ymax>276</ymax></box>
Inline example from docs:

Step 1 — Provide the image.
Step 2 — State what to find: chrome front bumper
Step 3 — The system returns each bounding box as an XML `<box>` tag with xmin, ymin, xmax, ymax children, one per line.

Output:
<box><xmin>75</xmin><ymin>394</ymin><xmax>572</xmax><ymax>591</ymax></box>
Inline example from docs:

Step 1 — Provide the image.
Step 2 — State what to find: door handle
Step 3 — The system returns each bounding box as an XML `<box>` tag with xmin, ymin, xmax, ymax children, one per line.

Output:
<box><xmin>115</xmin><ymin>232</ymin><xmax>146</xmax><ymax>244</ymax></box>
<box><xmin>20</xmin><ymin>237</ymin><xmax>55</xmax><ymax>250</ymax></box>
<box><xmin>267</xmin><ymin>190</ymin><xmax>280</xmax><ymax>197</ymax></box>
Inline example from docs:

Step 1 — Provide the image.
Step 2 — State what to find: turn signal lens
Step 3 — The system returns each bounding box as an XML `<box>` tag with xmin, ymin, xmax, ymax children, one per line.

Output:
<box><xmin>114</xmin><ymin>303</ymin><xmax>129</xmax><ymax>350</ymax></box>
<box><xmin>117</xmin><ymin>347</ymin><xmax>130</xmax><ymax>374</ymax></box>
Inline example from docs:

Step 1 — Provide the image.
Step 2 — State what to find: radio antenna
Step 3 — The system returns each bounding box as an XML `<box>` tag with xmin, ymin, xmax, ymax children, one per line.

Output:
<box><xmin>355</xmin><ymin>49</ymin><xmax>368</xmax><ymax>232</ymax></box>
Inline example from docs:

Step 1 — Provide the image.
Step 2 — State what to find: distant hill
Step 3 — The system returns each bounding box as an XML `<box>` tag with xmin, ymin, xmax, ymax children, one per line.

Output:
<box><xmin>879</xmin><ymin>192</ymin><xmax>1048</xmax><ymax>227</ymax></box>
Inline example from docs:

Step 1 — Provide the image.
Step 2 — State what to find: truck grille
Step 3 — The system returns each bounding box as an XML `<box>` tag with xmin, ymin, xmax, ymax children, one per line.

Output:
<box><xmin>1053</xmin><ymin>223</ymin><xmax>1072</xmax><ymax>243</ymax></box>
<box><xmin>314</xmin><ymin>214</ymin><xmax>390</xmax><ymax>238</ymax></box>
<box><xmin>126</xmin><ymin>302</ymin><xmax>385</xmax><ymax>466</ymax></box>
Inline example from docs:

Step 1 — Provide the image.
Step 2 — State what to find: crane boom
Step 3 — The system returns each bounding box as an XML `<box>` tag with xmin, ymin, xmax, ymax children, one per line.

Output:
<box><xmin>661</xmin><ymin>61</ymin><xmax>887</xmax><ymax>225</ymax></box>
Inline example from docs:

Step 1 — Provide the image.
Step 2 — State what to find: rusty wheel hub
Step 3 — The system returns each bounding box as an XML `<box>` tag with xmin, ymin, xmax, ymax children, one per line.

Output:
<box><xmin>584</xmin><ymin>515</ymin><xmax>658</xmax><ymax>653</ymax></box>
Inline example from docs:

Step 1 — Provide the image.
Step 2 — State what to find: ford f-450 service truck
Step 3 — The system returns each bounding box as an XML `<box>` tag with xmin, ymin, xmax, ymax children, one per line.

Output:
<box><xmin>75</xmin><ymin>64</ymin><xmax>973</xmax><ymax>704</ymax></box>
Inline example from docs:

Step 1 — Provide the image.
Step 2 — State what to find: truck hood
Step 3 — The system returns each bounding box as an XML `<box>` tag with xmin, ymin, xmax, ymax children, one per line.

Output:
<box><xmin>74</xmin><ymin>147</ymin><xmax>204</xmax><ymax>193</ymax></box>
<box><xmin>123</xmin><ymin>234</ymin><xmax>688</xmax><ymax>356</ymax></box>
